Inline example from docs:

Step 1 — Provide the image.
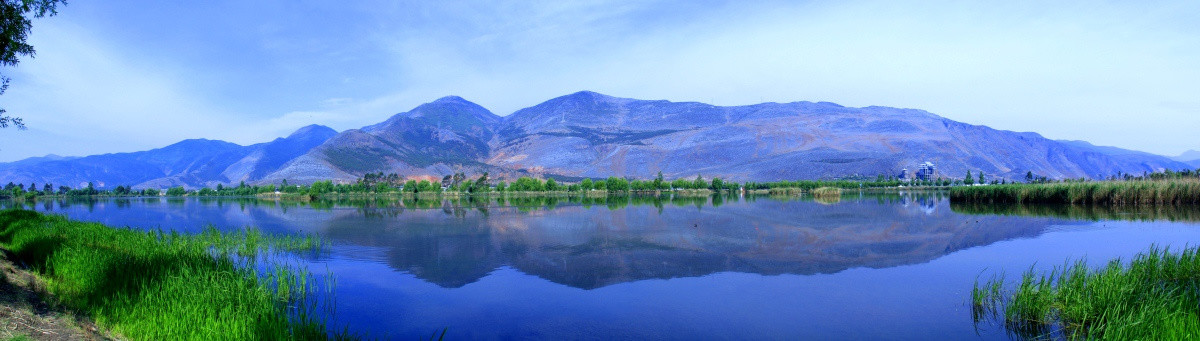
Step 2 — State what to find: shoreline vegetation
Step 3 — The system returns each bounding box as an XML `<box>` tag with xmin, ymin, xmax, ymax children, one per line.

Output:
<box><xmin>973</xmin><ymin>245</ymin><xmax>1200</xmax><ymax>340</ymax></box>
<box><xmin>810</xmin><ymin>187</ymin><xmax>842</xmax><ymax>204</ymax></box>
<box><xmin>2</xmin><ymin>191</ymin><xmax>956</xmax><ymax>216</ymax></box>
<box><xmin>951</xmin><ymin>170</ymin><xmax>1200</xmax><ymax>206</ymax></box>
<box><xmin>7</xmin><ymin>168</ymin><xmax>1199</xmax><ymax>203</ymax></box>
<box><xmin>1</xmin><ymin>171</ymin><xmax>922</xmax><ymax>201</ymax></box>
<box><xmin>950</xmin><ymin>179</ymin><xmax>1200</xmax><ymax>206</ymax></box>
<box><xmin>0</xmin><ymin>210</ymin><xmax>345</xmax><ymax>340</ymax></box>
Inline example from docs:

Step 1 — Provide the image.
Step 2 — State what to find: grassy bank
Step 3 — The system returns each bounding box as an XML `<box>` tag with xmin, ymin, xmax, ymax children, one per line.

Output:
<box><xmin>973</xmin><ymin>245</ymin><xmax>1200</xmax><ymax>339</ymax></box>
<box><xmin>949</xmin><ymin>180</ymin><xmax>1200</xmax><ymax>205</ymax></box>
<box><xmin>0</xmin><ymin>210</ymin><xmax>342</xmax><ymax>340</ymax></box>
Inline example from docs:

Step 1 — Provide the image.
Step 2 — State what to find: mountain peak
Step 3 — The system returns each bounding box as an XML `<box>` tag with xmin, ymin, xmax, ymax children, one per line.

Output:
<box><xmin>166</xmin><ymin>138</ymin><xmax>237</xmax><ymax>147</ymax></box>
<box><xmin>360</xmin><ymin>95</ymin><xmax>500</xmax><ymax>134</ymax></box>
<box><xmin>410</xmin><ymin>96</ymin><xmax>497</xmax><ymax>121</ymax></box>
<box><xmin>1173</xmin><ymin>149</ymin><xmax>1200</xmax><ymax>162</ymax></box>
<box><xmin>433</xmin><ymin>95</ymin><xmax>470</xmax><ymax>104</ymax></box>
<box><xmin>563</xmin><ymin>90</ymin><xmax>616</xmax><ymax>101</ymax></box>
<box><xmin>288</xmin><ymin>124</ymin><xmax>337</xmax><ymax>139</ymax></box>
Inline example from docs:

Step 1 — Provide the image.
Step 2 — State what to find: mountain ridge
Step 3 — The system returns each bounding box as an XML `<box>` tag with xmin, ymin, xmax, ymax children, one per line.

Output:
<box><xmin>0</xmin><ymin>125</ymin><xmax>338</xmax><ymax>189</ymax></box>
<box><xmin>2</xmin><ymin>92</ymin><xmax>1193</xmax><ymax>188</ymax></box>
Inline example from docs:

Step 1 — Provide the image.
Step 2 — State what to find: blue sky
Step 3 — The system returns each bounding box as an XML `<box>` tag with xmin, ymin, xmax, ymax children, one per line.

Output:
<box><xmin>1</xmin><ymin>0</ymin><xmax>1198</xmax><ymax>161</ymax></box>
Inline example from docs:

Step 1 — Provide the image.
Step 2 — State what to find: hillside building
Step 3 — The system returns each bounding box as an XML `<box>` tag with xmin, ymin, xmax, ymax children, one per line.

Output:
<box><xmin>916</xmin><ymin>162</ymin><xmax>937</xmax><ymax>180</ymax></box>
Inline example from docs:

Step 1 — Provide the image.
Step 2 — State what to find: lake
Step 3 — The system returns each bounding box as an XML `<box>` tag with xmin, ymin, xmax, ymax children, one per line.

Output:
<box><xmin>5</xmin><ymin>192</ymin><xmax>1200</xmax><ymax>340</ymax></box>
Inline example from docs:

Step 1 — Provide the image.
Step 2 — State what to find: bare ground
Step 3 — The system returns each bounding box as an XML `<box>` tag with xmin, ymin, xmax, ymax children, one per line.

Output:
<box><xmin>0</xmin><ymin>251</ymin><xmax>119</xmax><ymax>341</ymax></box>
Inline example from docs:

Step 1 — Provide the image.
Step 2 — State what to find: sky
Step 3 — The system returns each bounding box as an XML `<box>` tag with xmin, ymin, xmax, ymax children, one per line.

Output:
<box><xmin>1</xmin><ymin>0</ymin><xmax>1198</xmax><ymax>161</ymax></box>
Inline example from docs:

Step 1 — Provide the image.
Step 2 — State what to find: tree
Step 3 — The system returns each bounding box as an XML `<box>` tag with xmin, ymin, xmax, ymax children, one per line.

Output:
<box><xmin>671</xmin><ymin>178</ymin><xmax>688</xmax><ymax>190</ymax></box>
<box><xmin>604</xmin><ymin>177</ymin><xmax>628</xmax><ymax>192</ymax></box>
<box><xmin>471</xmin><ymin>172</ymin><xmax>489</xmax><ymax>192</ymax></box>
<box><xmin>965</xmin><ymin>170</ymin><xmax>974</xmax><ymax>185</ymax></box>
<box><xmin>1</xmin><ymin>0</ymin><xmax>66</xmax><ymax>129</ymax></box>
<box><xmin>978</xmin><ymin>171</ymin><xmax>985</xmax><ymax>184</ymax></box>
<box><xmin>710</xmin><ymin>177</ymin><xmax>724</xmax><ymax>191</ymax></box>
<box><xmin>309</xmin><ymin>180</ymin><xmax>334</xmax><ymax>194</ymax></box>
<box><xmin>166</xmin><ymin>186</ymin><xmax>186</xmax><ymax>196</ymax></box>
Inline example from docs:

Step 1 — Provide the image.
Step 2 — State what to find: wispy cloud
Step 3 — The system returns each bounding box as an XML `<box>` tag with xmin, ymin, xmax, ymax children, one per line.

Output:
<box><xmin>1</xmin><ymin>0</ymin><xmax>1198</xmax><ymax>161</ymax></box>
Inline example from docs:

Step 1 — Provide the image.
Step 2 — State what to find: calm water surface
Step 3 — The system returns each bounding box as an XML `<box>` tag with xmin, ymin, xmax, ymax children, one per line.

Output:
<box><xmin>6</xmin><ymin>193</ymin><xmax>1200</xmax><ymax>340</ymax></box>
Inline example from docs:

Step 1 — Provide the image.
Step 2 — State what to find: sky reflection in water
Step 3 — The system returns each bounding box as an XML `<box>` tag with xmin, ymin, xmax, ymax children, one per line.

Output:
<box><xmin>7</xmin><ymin>193</ymin><xmax>1200</xmax><ymax>339</ymax></box>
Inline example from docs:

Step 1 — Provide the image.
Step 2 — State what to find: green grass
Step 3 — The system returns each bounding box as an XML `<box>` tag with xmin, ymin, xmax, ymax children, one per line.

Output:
<box><xmin>0</xmin><ymin>209</ymin><xmax>345</xmax><ymax>340</ymax></box>
<box><xmin>973</xmin><ymin>245</ymin><xmax>1200</xmax><ymax>339</ymax></box>
<box><xmin>950</xmin><ymin>179</ymin><xmax>1200</xmax><ymax>206</ymax></box>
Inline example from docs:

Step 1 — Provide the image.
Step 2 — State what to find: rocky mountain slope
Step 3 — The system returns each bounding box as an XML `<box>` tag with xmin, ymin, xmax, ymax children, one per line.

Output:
<box><xmin>482</xmin><ymin>91</ymin><xmax>1188</xmax><ymax>181</ymax></box>
<box><xmin>2</xmin><ymin>92</ymin><xmax>1192</xmax><ymax>188</ymax></box>
<box><xmin>256</xmin><ymin>96</ymin><xmax>504</xmax><ymax>184</ymax></box>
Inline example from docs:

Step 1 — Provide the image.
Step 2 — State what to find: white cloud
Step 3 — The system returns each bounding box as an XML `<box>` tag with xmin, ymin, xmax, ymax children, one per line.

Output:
<box><xmin>2</xmin><ymin>21</ymin><xmax>239</xmax><ymax>159</ymax></box>
<box><xmin>3</xmin><ymin>0</ymin><xmax>1199</xmax><ymax>161</ymax></box>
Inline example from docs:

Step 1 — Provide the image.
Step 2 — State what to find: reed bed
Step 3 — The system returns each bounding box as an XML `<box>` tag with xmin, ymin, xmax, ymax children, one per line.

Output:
<box><xmin>0</xmin><ymin>209</ymin><xmax>345</xmax><ymax>340</ymax></box>
<box><xmin>809</xmin><ymin>187</ymin><xmax>842</xmax><ymax>205</ymax></box>
<box><xmin>973</xmin><ymin>245</ymin><xmax>1200</xmax><ymax>340</ymax></box>
<box><xmin>810</xmin><ymin>187</ymin><xmax>842</xmax><ymax>198</ymax></box>
<box><xmin>950</xmin><ymin>179</ymin><xmax>1200</xmax><ymax>206</ymax></box>
<box><xmin>765</xmin><ymin>188</ymin><xmax>803</xmax><ymax>196</ymax></box>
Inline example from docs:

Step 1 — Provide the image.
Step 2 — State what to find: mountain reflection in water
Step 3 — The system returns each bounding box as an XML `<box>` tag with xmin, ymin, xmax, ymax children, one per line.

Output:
<box><xmin>7</xmin><ymin>192</ymin><xmax>1067</xmax><ymax>289</ymax></box>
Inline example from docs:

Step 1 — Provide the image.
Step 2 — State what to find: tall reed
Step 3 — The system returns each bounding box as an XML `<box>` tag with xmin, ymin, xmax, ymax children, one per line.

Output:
<box><xmin>809</xmin><ymin>187</ymin><xmax>843</xmax><ymax>204</ymax></box>
<box><xmin>973</xmin><ymin>245</ymin><xmax>1200</xmax><ymax>339</ymax></box>
<box><xmin>0</xmin><ymin>209</ymin><xmax>347</xmax><ymax>340</ymax></box>
<box><xmin>950</xmin><ymin>179</ymin><xmax>1200</xmax><ymax>206</ymax></box>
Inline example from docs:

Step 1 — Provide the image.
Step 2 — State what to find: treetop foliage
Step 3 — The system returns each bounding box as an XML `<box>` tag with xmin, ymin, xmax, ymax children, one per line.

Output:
<box><xmin>1</xmin><ymin>0</ymin><xmax>67</xmax><ymax>129</ymax></box>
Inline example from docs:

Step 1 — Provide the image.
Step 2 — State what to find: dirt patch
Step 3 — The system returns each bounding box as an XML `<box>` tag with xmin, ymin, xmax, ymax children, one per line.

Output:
<box><xmin>0</xmin><ymin>251</ymin><xmax>119</xmax><ymax>341</ymax></box>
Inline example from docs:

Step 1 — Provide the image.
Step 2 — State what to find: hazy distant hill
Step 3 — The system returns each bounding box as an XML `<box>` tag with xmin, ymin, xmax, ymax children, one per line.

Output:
<box><xmin>2</xmin><ymin>92</ymin><xmax>1192</xmax><ymax>188</ymax></box>
<box><xmin>0</xmin><ymin>125</ymin><xmax>336</xmax><ymax>189</ymax></box>
<box><xmin>1055</xmin><ymin>140</ymin><xmax>1195</xmax><ymax>175</ymax></box>
<box><xmin>1171</xmin><ymin>150</ymin><xmax>1200</xmax><ymax>168</ymax></box>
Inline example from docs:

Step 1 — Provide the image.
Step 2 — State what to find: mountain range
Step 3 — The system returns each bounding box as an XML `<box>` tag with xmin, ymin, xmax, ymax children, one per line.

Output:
<box><xmin>1</xmin><ymin>91</ymin><xmax>1193</xmax><ymax>189</ymax></box>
